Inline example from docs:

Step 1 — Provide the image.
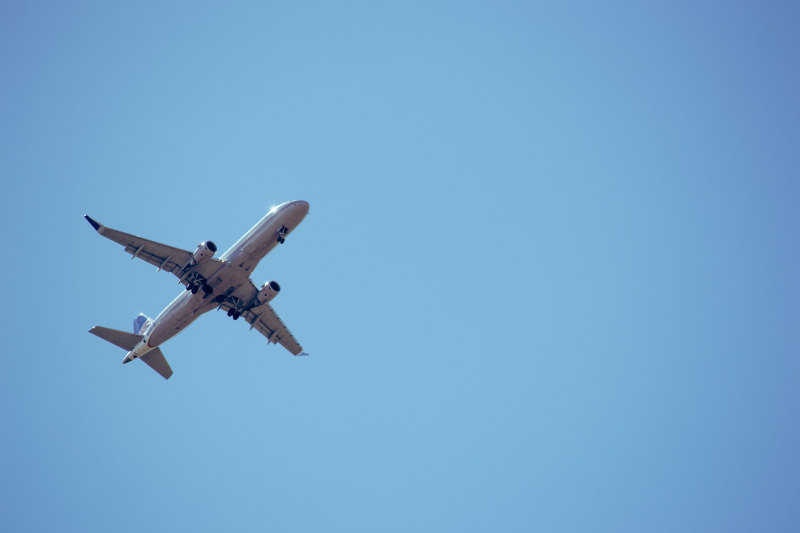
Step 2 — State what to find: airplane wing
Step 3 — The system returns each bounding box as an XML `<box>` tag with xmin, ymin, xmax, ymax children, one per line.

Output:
<box><xmin>218</xmin><ymin>281</ymin><xmax>306</xmax><ymax>356</ymax></box>
<box><xmin>84</xmin><ymin>215</ymin><xmax>223</xmax><ymax>285</ymax></box>
<box><xmin>245</xmin><ymin>302</ymin><xmax>306</xmax><ymax>356</ymax></box>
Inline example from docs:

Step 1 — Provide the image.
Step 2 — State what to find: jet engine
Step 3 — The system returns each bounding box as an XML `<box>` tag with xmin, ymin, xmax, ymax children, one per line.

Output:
<box><xmin>191</xmin><ymin>241</ymin><xmax>217</xmax><ymax>265</ymax></box>
<box><xmin>257</xmin><ymin>281</ymin><xmax>281</xmax><ymax>303</ymax></box>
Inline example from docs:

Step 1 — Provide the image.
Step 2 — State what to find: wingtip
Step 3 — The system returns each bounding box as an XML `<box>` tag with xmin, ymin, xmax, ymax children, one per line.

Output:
<box><xmin>297</xmin><ymin>352</ymin><xmax>309</xmax><ymax>357</ymax></box>
<box><xmin>84</xmin><ymin>215</ymin><xmax>102</xmax><ymax>231</ymax></box>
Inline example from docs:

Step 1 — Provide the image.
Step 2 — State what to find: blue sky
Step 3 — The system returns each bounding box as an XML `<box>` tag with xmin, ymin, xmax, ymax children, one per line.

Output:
<box><xmin>2</xmin><ymin>1</ymin><xmax>800</xmax><ymax>531</ymax></box>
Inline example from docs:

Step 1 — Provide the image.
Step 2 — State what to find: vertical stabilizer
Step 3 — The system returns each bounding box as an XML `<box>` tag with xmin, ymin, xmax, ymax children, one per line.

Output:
<box><xmin>133</xmin><ymin>314</ymin><xmax>150</xmax><ymax>334</ymax></box>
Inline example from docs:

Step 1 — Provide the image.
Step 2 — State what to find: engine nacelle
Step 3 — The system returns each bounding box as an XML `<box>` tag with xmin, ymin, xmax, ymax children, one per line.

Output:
<box><xmin>257</xmin><ymin>280</ymin><xmax>281</xmax><ymax>303</ymax></box>
<box><xmin>191</xmin><ymin>241</ymin><xmax>217</xmax><ymax>265</ymax></box>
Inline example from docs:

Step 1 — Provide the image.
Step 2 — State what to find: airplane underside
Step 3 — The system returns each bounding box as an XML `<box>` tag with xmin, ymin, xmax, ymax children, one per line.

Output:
<box><xmin>86</xmin><ymin>201</ymin><xmax>310</xmax><ymax>379</ymax></box>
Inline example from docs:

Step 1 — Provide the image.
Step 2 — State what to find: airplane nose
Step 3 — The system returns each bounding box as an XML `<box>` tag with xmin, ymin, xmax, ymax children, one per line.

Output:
<box><xmin>291</xmin><ymin>200</ymin><xmax>310</xmax><ymax>213</ymax></box>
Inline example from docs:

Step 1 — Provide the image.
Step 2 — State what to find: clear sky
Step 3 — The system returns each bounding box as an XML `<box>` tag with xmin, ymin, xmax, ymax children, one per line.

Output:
<box><xmin>2</xmin><ymin>1</ymin><xmax>800</xmax><ymax>532</ymax></box>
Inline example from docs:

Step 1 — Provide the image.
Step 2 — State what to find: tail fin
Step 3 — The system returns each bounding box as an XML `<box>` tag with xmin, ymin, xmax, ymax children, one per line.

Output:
<box><xmin>89</xmin><ymin>326</ymin><xmax>143</xmax><ymax>351</ymax></box>
<box><xmin>133</xmin><ymin>314</ymin><xmax>151</xmax><ymax>334</ymax></box>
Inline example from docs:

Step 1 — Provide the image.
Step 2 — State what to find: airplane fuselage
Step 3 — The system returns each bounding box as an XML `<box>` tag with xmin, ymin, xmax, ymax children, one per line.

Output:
<box><xmin>124</xmin><ymin>200</ymin><xmax>309</xmax><ymax>361</ymax></box>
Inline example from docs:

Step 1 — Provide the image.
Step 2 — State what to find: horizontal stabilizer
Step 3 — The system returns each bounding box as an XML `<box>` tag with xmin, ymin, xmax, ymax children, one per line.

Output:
<box><xmin>89</xmin><ymin>326</ymin><xmax>143</xmax><ymax>351</ymax></box>
<box><xmin>140</xmin><ymin>348</ymin><xmax>173</xmax><ymax>380</ymax></box>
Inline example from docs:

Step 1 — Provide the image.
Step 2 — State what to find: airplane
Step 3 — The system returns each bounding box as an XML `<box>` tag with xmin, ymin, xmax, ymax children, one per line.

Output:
<box><xmin>85</xmin><ymin>200</ymin><xmax>310</xmax><ymax>379</ymax></box>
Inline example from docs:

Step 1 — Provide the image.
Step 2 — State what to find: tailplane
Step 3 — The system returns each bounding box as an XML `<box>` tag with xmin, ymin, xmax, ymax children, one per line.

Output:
<box><xmin>88</xmin><ymin>325</ymin><xmax>173</xmax><ymax>380</ymax></box>
<box><xmin>140</xmin><ymin>348</ymin><xmax>173</xmax><ymax>380</ymax></box>
<box><xmin>89</xmin><ymin>326</ymin><xmax>143</xmax><ymax>351</ymax></box>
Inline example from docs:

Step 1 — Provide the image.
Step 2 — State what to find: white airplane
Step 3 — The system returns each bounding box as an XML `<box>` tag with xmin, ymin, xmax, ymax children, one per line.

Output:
<box><xmin>85</xmin><ymin>200</ymin><xmax>310</xmax><ymax>379</ymax></box>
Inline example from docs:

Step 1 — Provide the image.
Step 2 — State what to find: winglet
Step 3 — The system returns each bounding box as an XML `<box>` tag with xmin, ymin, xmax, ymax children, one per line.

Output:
<box><xmin>84</xmin><ymin>215</ymin><xmax>102</xmax><ymax>231</ymax></box>
<box><xmin>297</xmin><ymin>352</ymin><xmax>309</xmax><ymax>357</ymax></box>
